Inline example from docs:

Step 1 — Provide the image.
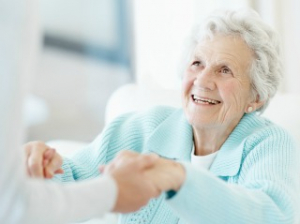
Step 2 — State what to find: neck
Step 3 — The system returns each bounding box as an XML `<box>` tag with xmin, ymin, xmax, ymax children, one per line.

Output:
<box><xmin>192</xmin><ymin>123</ymin><xmax>237</xmax><ymax>156</ymax></box>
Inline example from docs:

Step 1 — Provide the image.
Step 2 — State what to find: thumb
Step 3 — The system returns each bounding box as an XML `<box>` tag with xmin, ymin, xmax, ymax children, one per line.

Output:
<box><xmin>136</xmin><ymin>153</ymin><xmax>159</xmax><ymax>170</ymax></box>
<box><xmin>45</xmin><ymin>153</ymin><xmax>63</xmax><ymax>177</ymax></box>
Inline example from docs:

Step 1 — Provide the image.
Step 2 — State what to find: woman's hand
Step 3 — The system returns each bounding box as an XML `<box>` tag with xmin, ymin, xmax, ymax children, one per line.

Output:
<box><xmin>23</xmin><ymin>141</ymin><xmax>64</xmax><ymax>179</ymax></box>
<box><xmin>144</xmin><ymin>157</ymin><xmax>186</xmax><ymax>192</ymax></box>
<box><xmin>101</xmin><ymin>151</ymin><xmax>186</xmax><ymax>197</ymax></box>
<box><xmin>100</xmin><ymin>150</ymin><xmax>162</xmax><ymax>213</ymax></box>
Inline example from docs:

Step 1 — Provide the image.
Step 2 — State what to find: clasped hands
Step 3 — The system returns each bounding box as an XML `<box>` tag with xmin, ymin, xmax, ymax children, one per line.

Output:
<box><xmin>23</xmin><ymin>141</ymin><xmax>186</xmax><ymax>213</ymax></box>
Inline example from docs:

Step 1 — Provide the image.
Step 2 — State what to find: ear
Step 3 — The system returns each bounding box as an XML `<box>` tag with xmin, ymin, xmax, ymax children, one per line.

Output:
<box><xmin>253</xmin><ymin>100</ymin><xmax>265</xmax><ymax>111</ymax></box>
<box><xmin>245</xmin><ymin>95</ymin><xmax>265</xmax><ymax>113</ymax></box>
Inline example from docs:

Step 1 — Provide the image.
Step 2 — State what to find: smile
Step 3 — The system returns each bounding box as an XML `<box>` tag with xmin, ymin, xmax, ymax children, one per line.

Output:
<box><xmin>191</xmin><ymin>94</ymin><xmax>221</xmax><ymax>105</ymax></box>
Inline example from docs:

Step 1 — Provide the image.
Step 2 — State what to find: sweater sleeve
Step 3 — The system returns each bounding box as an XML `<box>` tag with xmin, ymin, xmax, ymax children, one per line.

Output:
<box><xmin>53</xmin><ymin>114</ymin><xmax>132</xmax><ymax>183</ymax></box>
<box><xmin>167</xmin><ymin>127</ymin><xmax>300</xmax><ymax>224</ymax></box>
<box><xmin>55</xmin><ymin>107</ymin><xmax>173</xmax><ymax>183</ymax></box>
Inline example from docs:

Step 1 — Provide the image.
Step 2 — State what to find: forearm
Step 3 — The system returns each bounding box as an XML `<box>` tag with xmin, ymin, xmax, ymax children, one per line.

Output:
<box><xmin>1</xmin><ymin>174</ymin><xmax>117</xmax><ymax>224</ymax></box>
<box><xmin>167</xmin><ymin>163</ymin><xmax>298</xmax><ymax>224</ymax></box>
<box><xmin>22</xmin><ymin>176</ymin><xmax>117</xmax><ymax>224</ymax></box>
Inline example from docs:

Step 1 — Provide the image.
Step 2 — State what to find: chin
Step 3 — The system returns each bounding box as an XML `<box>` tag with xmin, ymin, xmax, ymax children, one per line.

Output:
<box><xmin>185</xmin><ymin>110</ymin><xmax>213</xmax><ymax>128</ymax></box>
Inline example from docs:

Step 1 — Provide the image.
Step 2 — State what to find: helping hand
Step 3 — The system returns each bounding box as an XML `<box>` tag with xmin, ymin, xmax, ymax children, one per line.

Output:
<box><xmin>23</xmin><ymin>141</ymin><xmax>64</xmax><ymax>179</ymax></box>
<box><xmin>100</xmin><ymin>150</ymin><xmax>186</xmax><ymax>213</ymax></box>
<box><xmin>144</xmin><ymin>156</ymin><xmax>186</xmax><ymax>192</ymax></box>
<box><xmin>100</xmin><ymin>150</ymin><xmax>161</xmax><ymax>213</ymax></box>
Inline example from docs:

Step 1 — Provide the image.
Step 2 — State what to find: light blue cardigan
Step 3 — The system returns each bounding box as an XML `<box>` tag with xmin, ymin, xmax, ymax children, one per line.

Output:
<box><xmin>56</xmin><ymin>106</ymin><xmax>300</xmax><ymax>224</ymax></box>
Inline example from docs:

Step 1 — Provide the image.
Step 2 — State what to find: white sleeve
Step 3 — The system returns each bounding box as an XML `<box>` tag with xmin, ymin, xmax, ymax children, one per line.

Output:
<box><xmin>0</xmin><ymin>0</ymin><xmax>117</xmax><ymax>223</ymax></box>
<box><xmin>1</xmin><ymin>168</ymin><xmax>117</xmax><ymax>224</ymax></box>
<box><xmin>23</xmin><ymin>176</ymin><xmax>118</xmax><ymax>224</ymax></box>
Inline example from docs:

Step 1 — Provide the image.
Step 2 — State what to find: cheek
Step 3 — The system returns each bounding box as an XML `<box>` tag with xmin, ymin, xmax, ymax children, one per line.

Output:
<box><xmin>181</xmin><ymin>74</ymin><xmax>193</xmax><ymax>95</ymax></box>
<box><xmin>221</xmin><ymin>83</ymin><xmax>248</xmax><ymax>109</ymax></box>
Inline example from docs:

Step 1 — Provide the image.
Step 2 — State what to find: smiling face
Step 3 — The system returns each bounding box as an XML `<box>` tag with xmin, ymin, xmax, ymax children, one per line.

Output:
<box><xmin>182</xmin><ymin>34</ymin><xmax>255</xmax><ymax>131</ymax></box>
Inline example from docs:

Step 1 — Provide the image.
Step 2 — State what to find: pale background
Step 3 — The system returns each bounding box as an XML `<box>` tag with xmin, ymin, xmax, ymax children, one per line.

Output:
<box><xmin>3</xmin><ymin>1</ymin><xmax>299</xmax><ymax>224</ymax></box>
<box><xmin>23</xmin><ymin>0</ymin><xmax>300</xmax><ymax>143</ymax></box>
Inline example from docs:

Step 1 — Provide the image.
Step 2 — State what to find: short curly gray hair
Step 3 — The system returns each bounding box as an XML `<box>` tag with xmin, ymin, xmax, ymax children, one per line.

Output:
<box><xmin>180</xmin><ymin>9</ymin><xmax>282</xmax><ymax>113</ymax></box>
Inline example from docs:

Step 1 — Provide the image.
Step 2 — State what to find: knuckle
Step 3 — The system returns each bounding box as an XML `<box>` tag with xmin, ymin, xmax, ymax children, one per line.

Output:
<box><xmin>106</xmin><ymin>163</ymin><xmax>115</xmax><ymax>172</ymax></box>
<box><xmin>23</xmin><ymin>141</ymin><xmax>37</xmax><ymax>152</ymax></box>
<box><xmin>29</xmin><ymin>141</ymin><xmax>44</xmax><ymax>147</ymax></box>
<box><xmin>141</xmin><ymin>154</ymin><xmax>151</xmax><ymax>162</ymax></box>
<box><xmin>28</xmin><ymin>162</ymin><xmax>41</xmax><ymax>173</ymax></box>
<box><xmin>117</xmin><ymin>150</ymin><xmax>128</xmax><ymax>157</ymax></box>
<box><xmin>35</xmin><ymin>141</ymin><xmax>47</xmax><ymax>149</ymax></box>
<box><xmin>23</xmin><ymin>146</ymin><xmax>30</xmax><ymax>154</ymax></box>
<box><xmin>54</xmin><ymin>157</ymin><xmax>63</xmax><ymax>168</ymax></box>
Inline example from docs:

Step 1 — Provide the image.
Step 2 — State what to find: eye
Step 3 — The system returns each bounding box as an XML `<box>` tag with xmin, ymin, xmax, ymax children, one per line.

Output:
<box><xmin>220</xmin><ymin>67</ymin><xmax>232</xmax><ymax>75</ymax></box>
<box><xmin>191</xmin><ymin>61</ymin><xmax>201</xmax><ymax>66</ymax></box>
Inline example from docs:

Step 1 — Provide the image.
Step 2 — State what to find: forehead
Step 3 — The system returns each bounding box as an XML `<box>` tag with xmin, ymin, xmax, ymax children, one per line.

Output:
<box><xmin>193</xmin><ymin>35</ymin><xmax>254</xmax><ymax>69</ymax></box>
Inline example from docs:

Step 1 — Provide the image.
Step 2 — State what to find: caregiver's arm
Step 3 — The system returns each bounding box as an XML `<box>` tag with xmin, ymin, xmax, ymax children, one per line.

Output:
<box><xmin>102</xmin><ymin>150</ymin><xmax>161</xmax><ymax>213</ymax></box>
<box><xmin>3</xmin><ymin>139</ymin><xmax>160</xmax><ymax>224</ymax></box>
<box><xmin>0</xmin><ymin>1</ymin><xmax>159</xmax><ymax>223</ymax></box>
<box><xmin>24</xmin><ymin>143</ymin><xmax>162</xmax><ymax>213</ymax></box>
<box><xmin>0</xmin><ymin>12</ymin><xmax>117</xmax><ymax>221</ymax></box>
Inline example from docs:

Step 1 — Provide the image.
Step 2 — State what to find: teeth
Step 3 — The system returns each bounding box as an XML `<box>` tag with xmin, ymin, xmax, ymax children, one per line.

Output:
<box><xmin>192</xmin><ymin>95</ymin><xmax>219</xmax><ymax>104</ymax></box>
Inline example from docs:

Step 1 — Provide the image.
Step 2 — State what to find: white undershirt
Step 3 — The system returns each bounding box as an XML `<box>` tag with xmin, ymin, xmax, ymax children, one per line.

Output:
<box><xmin>191</xmin><ymin>144</ymin><xmax>218</xmax><ymax>170</ymax></box>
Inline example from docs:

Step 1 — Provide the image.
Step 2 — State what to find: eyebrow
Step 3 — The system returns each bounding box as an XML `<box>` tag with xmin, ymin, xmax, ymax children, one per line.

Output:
<box><xmin>192</xmin><ymin>55</ymin><xmax>235</xmax><ymax>68</ymax></box>
<box><xmin>193</xmin><ymin>52</ymin><xmax>203</xmax><ymax>60</ymax></box>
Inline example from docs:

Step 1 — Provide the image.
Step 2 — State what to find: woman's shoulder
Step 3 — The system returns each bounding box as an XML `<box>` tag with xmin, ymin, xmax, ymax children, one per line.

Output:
<box><xmin>246</xmin><ymin>113</ymin><xmax>291</xmax><ymax>135</ymax></box>
<box><xmin>242</xmin><ymin>113</ymin><xmax>296</xmax><ymax>149</ymax></box>
<box><xmin>115</xmin><ymin>105</ymin><xmax>180</xmax><ymax>122</ymax></box>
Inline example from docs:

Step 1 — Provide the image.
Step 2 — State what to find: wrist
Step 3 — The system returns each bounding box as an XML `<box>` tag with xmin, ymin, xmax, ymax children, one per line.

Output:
<box><xmin>170</xmin><ymin>161</ymin><xmax>186</xmax><ymax>191</ymax></box>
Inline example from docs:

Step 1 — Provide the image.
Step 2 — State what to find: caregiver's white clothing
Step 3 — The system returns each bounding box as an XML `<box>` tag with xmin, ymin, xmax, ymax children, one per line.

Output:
<box><xmin>0</xmin><ymin>1</ymin><xmax>117</xmax><ymax>223</ymax></box>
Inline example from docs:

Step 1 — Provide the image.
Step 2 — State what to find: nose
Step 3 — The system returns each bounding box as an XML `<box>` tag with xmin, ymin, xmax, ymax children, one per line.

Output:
<box><xmin>193</xmin><ymin>67</ymin><xmax>216</xmax><ymax>91</ymax></box>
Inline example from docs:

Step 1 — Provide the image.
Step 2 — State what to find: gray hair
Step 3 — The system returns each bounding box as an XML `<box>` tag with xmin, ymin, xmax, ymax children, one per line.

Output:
<box><xmin>180</xmin><ymin>9</ymin><xmax>282</xmax><ymax>113</ymax></box>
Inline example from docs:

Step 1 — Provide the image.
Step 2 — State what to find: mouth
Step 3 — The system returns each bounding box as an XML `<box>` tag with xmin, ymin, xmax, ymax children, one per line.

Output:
<box><xmin>191</xmin><ymin>94</ymin><xmax>221</xmax><ymax>105</ymax></box>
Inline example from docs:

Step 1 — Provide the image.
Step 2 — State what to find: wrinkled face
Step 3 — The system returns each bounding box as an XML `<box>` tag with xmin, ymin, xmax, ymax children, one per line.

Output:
<box><xmin>182</xmin><ymin>35</ymin><xmax>254</xmax><ymax>130</ymax></box>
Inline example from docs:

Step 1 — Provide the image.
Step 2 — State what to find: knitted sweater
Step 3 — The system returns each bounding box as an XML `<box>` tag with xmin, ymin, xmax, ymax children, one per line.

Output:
<box><xmin>56</xmin><ymin>106</ymin><xmax>300</xmax><ymax>224</ymax></box>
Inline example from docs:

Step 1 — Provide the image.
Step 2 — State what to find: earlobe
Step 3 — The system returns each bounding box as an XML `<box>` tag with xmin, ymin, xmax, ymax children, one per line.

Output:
<box><xmin>246</xmin><ymin>100</ymin><xmax>265</xmax><ymax>113</ymax></box>
<box><xmin>247</xmin><ymin>106</ymin><xmax>253</xmax><ymax>113</ymax></box>
<box><xmin>246</xmin><ymin>94</ymin><xmax>265</xmax><ymax>113</ymax></box>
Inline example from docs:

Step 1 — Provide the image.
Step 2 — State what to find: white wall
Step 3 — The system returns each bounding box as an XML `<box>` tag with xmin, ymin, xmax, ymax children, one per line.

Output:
<box><xmin>281</xmin><ymin>0</ymin><xmax>300</xmax><ymax>93</ymax></box>
<box><xmin>133</xmin><ymin>0</ymin><xmax>300</xmax><ymax>94</ymax></box>
<box><xmin>133</xmin><ymin>0</ymin><xmax>250</xmax><ymax>90</ymax></box>
<box><xmin>133</xmin><ymin>0</ymin><xmax>194</xmax><ymax>90</ymax></box>
<box><xmin>254</xmin><ymin>0</ymin><xmax>300</xmax><ymax>93</ymax></box>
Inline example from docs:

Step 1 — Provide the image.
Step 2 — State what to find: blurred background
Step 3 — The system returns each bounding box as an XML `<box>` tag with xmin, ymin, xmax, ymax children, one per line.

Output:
<box><xmin>26</xmin><ymin>0</ymin><xmax>133</xmax><ymax>141</ymax></box>
<box><xmin>21</xmin><ymin>0</ymin><xmax>299</xmax><ymax>143</ymax></box>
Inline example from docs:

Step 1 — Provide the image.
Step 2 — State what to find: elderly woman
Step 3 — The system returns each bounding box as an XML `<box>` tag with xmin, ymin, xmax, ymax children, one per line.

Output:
<box><xmin>26</xmin><ymin>9</ymin><xmax>300</xmax><ymax>224</ymax></box>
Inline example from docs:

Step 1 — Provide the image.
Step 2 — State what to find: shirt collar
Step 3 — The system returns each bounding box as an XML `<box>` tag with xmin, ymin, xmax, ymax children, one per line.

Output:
<box><xmin>146</xmin><ymin>108</ymin><xmax>193</xmax><ymax>161</ymax></box>
<box><xmin>146</xmin><ymin>109</ymin><xmax>257</xmax><ymax>177</ymax></box>
<box><xmin>209</xmin><ymin>113</ymin><xmax>258</xmax><ymax>176</ymax></box>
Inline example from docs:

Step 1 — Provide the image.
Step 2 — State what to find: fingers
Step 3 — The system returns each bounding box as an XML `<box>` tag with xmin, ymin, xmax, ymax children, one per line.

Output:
<box><xmin>115</xmin><ymin>150</ymin><xmax>138</xmax><ymax>160</ymax></box>
<box><xmin>102</xmin><ymin>150</ymin><xmax>159</xmax><ymax>174</ymax></box>
<box><xmin>24</xmin><ymin>141</ymin><xmax>63</xmax><ymax>179</ymax></box>
<box><xmin>27</xmin><ymin>144</ymin><xmax>47</xmax><ymax>178</ymax></box>
<box><xmin>107</xmin><ymin>151</ymin><xmax>162</xmax><ymax>213</ymax></box>
<box><xmin>43</xmin><ymin>148</ymin><xmax>56</xmax><ymax>167</ymax></box>
<box><xmin>98</xmin><ymin>165</ymin><xmax>105</xmax><ymax>173</ymax></box>
<box><xmin>54</xmin><ymin>168</ymin><xmax>64</xmax><ymax>174</ymax></box>
<box><xmin>44</xmin><ymin>151</ymin><xmax>63</xmax><ymax>178</ymax></box>
<box><xmin>135</xmin><ymin>153</ymin><xmax>159</xmax><ymax>170</ymax></box>
<box><xmin>115</xmin><ymin>150</ymin><xmax>159</xmax><ymax>166</ymax></box>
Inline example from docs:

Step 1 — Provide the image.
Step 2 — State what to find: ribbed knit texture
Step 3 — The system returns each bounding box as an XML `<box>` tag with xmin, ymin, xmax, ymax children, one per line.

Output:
<box><xmin>55</xmin><ymin>106</ymin><xmax>300</xmax><ymax>224</ymax></box>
